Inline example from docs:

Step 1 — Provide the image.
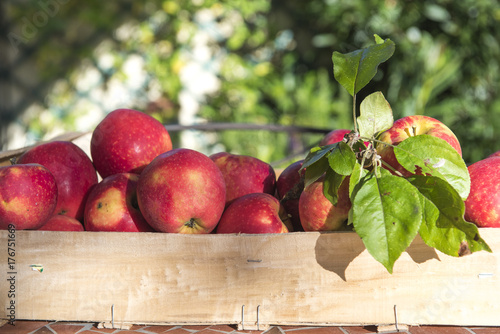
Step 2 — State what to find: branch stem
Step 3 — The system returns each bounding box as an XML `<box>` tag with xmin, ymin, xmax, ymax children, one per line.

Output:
<box><xmin>353</xmin><ymin>94</ymin><xmax>358</xmax><ymax>133</ymax></box>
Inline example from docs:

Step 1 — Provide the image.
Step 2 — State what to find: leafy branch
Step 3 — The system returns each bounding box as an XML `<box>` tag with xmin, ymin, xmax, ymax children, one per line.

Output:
<box><xmin>302</xmin><ymin>35</ymin><xmax>491</xmax><ymax>273</ymax></box>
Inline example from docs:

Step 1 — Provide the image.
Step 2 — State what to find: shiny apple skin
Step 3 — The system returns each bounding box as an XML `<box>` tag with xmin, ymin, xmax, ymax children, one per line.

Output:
<box><xmin>0</xmin><ymin>164</ymin><xmax>58</xmax><ymax>230</ymax></box>
<box><xmin>464</xmin><ymin>157</ymin><xmax>500</xmax><ymax>228</ymax></box>
<box><xmin>377</xmin><ymin>115</ymin><xmax>462</xmax><ymax>177</ymax></box>
<box><xmin>137</xmin><ymin>148</ymin><xmax>226</xmax><ymax>234</ymax></box>
<box><xmin>299</xmin><ymin>176</ymin><xmax>351</xmax><ymax>232</ymax></box>
<box><xmin>16</xmin><ymin>140</ymin><xmax>98</xmax><ymax>221</ymax></box>
<box><xmin>84</xmin><ymin>173</ymin><xmax>154</xmax><ymax>232</ymax></box>
<box><xmin>210</xmin><ymin>152</ymin><xmax>276</xmax><ymax>207</ymax></box>
<box><xmin>38</xmin><ymin>214</ymin><xmax>85</xmax><ymax>231</ymax></box>
<box><xmin>216</xmin><ymin>193</ymin><xmax>289</xmax><ymax>234</ymax></box>
<box><xmin>90</xmin><ymin>108</ymin><xmax>172</xmax><ymax>179</ymax></box>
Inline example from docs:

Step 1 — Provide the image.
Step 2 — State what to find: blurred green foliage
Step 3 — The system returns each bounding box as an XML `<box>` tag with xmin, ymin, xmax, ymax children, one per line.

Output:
<box><xmin>6</xmin><ymin>0</ymin><xmax>500</xmax><ymax>165</ymax></box>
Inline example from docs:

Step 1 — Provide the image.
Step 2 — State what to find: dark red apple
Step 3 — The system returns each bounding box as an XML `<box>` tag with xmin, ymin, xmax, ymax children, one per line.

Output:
<box><xmin>377</xmin><ymin>115</ymin><xmax>462</xmax><ymax>177</ymax></box>
<box><xmin>464</xmin><ymin>157</ymin><xmax>500</xmax><ymax>228</ymax></box>
<box><xmin>16</xmin><ymin>140</ymin><xmax>98</xmax><ymax>221</ymax></box>
<box><xmin>210</xmin><ymin>152</ymin><xmax>276</xmax><ymax>206</ymax></box>
<box><xmin>84</xmin><ymin>173</ymin><xmax>154</xmax><ymax>232</ymax></box>
<box><xmin>137</xmin><ymin>148</ymin><xmax>226</xmax><ymax>233</ymax></box>
<box><xmin>319</xmin><ymin>129</ymin><xmax>351</xmax><ymax>146</ymax></box>
<box><xmin>38</xmin><ymin>215</ymin><xmax>85</xmax><ymax>231</ymax></box>
<box><xmin>0</xmin><ymin>164</ymin><xmax>58</xmax><ymax>230</ymax></box>
<box><xmin>216</xmin><ymin>193</ymin><xmax>289</xmax><ymax>234</ymax></box>
<box><xmin>90</xmin><ymin>108</ymin><xmax>172</xmax><ymax>179</ymax></box>
<box><xmin>299</xmin><ymin>175</ymin><xmax>351</xmax><ymax>231</ymax></box>
<box><xmin>276</xmin><ymin>160</ymin><xmax>304</xmax><ymax>232</ymax></box>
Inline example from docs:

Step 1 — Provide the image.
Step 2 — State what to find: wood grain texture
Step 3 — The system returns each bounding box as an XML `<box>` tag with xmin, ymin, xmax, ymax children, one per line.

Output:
<box><xmin>1</xmin><ymin>229</ymin><xmax>499</xmax><ymax>327</ymax></box>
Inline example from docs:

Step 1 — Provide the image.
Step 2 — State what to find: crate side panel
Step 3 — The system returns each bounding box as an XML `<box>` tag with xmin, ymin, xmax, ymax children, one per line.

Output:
<box><xmin>0</xmin><ymin>230</ymin><xmax>499</xmax><ymax>326</ymax></box>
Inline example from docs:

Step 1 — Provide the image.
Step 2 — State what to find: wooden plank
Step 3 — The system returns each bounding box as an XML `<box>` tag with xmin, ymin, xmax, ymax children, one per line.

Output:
<box><xmin>1</xmin><ymin>229</ymin><xmax>499</xmax><ymax>327</ymax></box>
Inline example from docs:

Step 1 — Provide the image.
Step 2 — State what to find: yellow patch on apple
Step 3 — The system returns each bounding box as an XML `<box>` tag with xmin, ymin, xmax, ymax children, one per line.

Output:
<box><xmin>91</xmin><ymin>188</ymin><xmax>124</xmax><ymax>228</ymax></box>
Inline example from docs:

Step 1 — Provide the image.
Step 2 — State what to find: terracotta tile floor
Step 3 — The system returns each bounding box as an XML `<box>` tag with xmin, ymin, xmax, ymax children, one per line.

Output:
<box><xmin>1</xmin><ymin>321</ymin><xmax>500</xmax><ymax>334</ymax></box>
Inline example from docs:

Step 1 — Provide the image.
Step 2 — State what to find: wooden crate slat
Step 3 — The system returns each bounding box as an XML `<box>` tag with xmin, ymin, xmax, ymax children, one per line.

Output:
<box><xmin>1</xmin><ymin>229</ymin><xmax>499</xmax><ymax>326</ymax></box>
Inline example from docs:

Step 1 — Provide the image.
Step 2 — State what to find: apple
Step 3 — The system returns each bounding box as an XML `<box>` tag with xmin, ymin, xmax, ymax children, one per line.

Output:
<box><xmin>299</xmin><ymin>175</ymin><xmax>351</xmax><ymax>231</ymax></box>
<box><xmin>84</xmin><ymin>173</ymin><xmax>154</xmax><ymax>232</ymax></box>
<box><xmin>38</xmin><ymin>215</ymin><xmax>85</xmax><ymax>231</ymax></box>
<box><xmin>210</xmin><ymin>152</ymin><xmax>276</xmax><ymax>206</ymax></box>
<box><xmin>377</xmin><ymin>115</ymin><xmax>462</xmax><ymax>177</ymax></box>
<box><xmin>276</xmin><ymin>160</ymin><xmax>304</xmax><ymax>232</ymax></box>
<box><xmin>137</xmin><ymin>148</ymin><xmax>226</xmax><ymax>233</ymax></box>
<box><xmin>319</xmin><ymin>129</ymin><xmax>351</xmax><ymax>146</ymax></box>
<box><xmin>216</xmin><ymin>193</ymin><xmax>289</xmax><ymax>234</ymax></box>
<box><xmin>464</xmin><ymin>156</ymin><xmax>500</xmax><ymax>228</ymax></box>
<box><xmin>90</xmin><ymin>108</ymin><xmax>173</xmax><ymax>179</ymax></box>
<box><xmin>0</xmin><ymin>164</ymin><xmax>58</xmax><ymax>230</ymax></box>
<box><xmin>16</xmin><ymin>140</ymin><xmax>98</xmax><ymax>221</ymax></box>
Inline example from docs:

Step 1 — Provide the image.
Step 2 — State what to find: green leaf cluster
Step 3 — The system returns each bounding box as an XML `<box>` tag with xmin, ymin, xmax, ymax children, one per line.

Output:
<box><xmin>303</xmin><ymin>36</ymin><xmax>491</xmax><ymax>273</ymax></box>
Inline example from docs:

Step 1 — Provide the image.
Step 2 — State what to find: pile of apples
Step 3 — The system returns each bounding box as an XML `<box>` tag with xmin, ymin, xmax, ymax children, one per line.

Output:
<box><xmin>0</xmin><ymin>108</ymin><xmax>498</xmax><ymax>233</ymax></box>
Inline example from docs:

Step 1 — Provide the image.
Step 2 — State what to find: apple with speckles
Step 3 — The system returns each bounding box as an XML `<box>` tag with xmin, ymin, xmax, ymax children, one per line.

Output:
<box><xmin>84</xmin><ymin>173</ymin><xmax>154</xmax><ymax>232</ymax></box>
<box><xmin>298</xmin><ymin>175</ymin><xmax>351</xmax><ymax>231</ymax></box>
<box><xmin>91</xmin><ymin>108</ymin><xmax>172</xmax><ymax>179</ymax></box>
<box><xmin>137</xmin><ymin>148</ymin><xmax>226</xmax><ymax>233</ymax></box>
<box><xmin>464</xmin><ymin>156</ymin><xmax>500</xmax><ymax>228</ymax></box>
<box><xmin>16</xmin><ymin>140</ymin><xmax>98</xmax><ymax>222</ymax></box>
<box><xmin>377</xmin><ymin>115</ymin><xmax>462</xmax><ymax>177</ymax></box>
<box><xmin>0</xmin><ymin>164</ymin><xmax>58</xmax><ymax>230</ymax></box>
<box><xmin>210</xmin><ymin>152</ymin><xmax>276</xmax><ymax>207</ymax></box>
<box><xmin>38</xmin><ymin>214</ymin><xmax>85</xmax><ymax>231</ymax></box>
<box><xmin>216</xmin><ymin>193</ymin><xmax>289</xmax><ymax>234</ymax></box>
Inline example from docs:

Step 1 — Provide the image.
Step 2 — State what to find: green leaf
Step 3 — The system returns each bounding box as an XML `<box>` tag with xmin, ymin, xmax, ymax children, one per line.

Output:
<box><xmin>349</xmin><ymin>161</ymin><xmax>368</xmax><ymax>199</ymax></box>
<box><xmin>323</xmin><ymin>168</ymin><xmax>346</xmax><ymax>206</ymax></box>
<box><xmin>393</xmin><ymin>134</ymin><xmax>470</xmax><ymax>200</ymax></box>
<box><xmin>358</xmin><ymin>91</ymin><xmax>394</xmax><ymax>139</ymax></box>
<box><xmin>332</xmin><ymin>36</ymin><xmax>395</xmax><ymax>96</ymax></box>
<box><xmin>351</xmin><ymin>170</ymin><xmax>422</xmax><ymax>273</ymax></box>
<box><xmin>302</xmin><ymin>144</ymin><xmax>336</xmax><ymax>169</ymax></box>
<box><xmin>328</xmin><ymin>141</ymin><xmax>356</xmax><ymax>175</ymax></box>
<box><xmin>302</xmin><ymin>144</ymin><xmax>336</xmax><ymax>187</ymax></box>
<box><xmin>408</xmin><ymin>175</ymin><xmax>491</xmax><ymax>256</ymax></box>
<box><xmin>374</xmin><ymin>34</ymin><xmax>385</xmax><ymax>44</ymax></box>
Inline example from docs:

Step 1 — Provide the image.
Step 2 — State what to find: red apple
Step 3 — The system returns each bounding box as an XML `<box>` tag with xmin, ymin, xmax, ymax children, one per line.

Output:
<box><xmin>276</xmin><ymin>160</ymin><xmax>304</xmax><ymax>232</ymax></box>
<box><xmin>137</xmin><ymin>148</ymin><xmax>226</xmax><ymax>233</ymax></box>
<box><xmin>319</xmin><ymin>129</ymin><xmax>351</xmax><ymax>146</ymax></box>
<box><xmin>377</xmin><ymin>115</ymin><xmax>462</xmax><ymax>177</ymax></box>
<box><xmin>464</xmin><ymin>156</ymin><xmax>500</xmax><ymax>228</ymax></box>
<box><xmin>299</xmin><ymin>175</ymin><xmax>351</xmax><ymax>231</ymax></box>
<box><xmin>16</xmin><ymin>141</ymin><xmax>98</xmax><ymax>221</ymax></box>
<box><xmin>84</xmin><ymin>173</ymin><xmax>154</xmax><ymax>232</ymax></box>
<box><xmin>38</xmin><ymin>215</ymin><xmax>85</xmax><ymax>231</ymax></box>
<box><xmin>320</xmin><ymin>128</ymin><xmax>370</xmax><ymax>150</ymax></box>
<box><xmin>216</xmin><ymin>193</ymin><xmax>289</xmax><ymax>234</ymax></box>
<box><xmin>0</xmin><ymin>164</ymin><xmax>58</xmax><ymax>230</ymax></box>
<box><xmin>90</xmin><ymin>108</ymin><xmax>172</xmax><ymax>179</ymax></box>
<box><xmin>210</xmin><ymin>152</ymin><xmax>276</xmax><ymax>206</ymax></box>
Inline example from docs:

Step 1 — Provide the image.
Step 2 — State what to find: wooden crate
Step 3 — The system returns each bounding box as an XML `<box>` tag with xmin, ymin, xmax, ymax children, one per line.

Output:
<box><xmin>1</xmin><ymin>229</ymin><xmax>499</xmax><ymax>328</ymax></box>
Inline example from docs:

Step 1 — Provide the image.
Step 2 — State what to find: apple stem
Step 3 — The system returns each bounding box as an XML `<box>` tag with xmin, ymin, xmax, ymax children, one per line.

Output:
<box><xmin>352</xmin><ymin>94</ymin><xmax>358</xmax><ymax>134</ymax></box>
<box><xmin>185</xmin><ymin>218</ymin><xmax>197</xmax><ymax>229</ymax></box>
<box><xmin>380</xmin><ymin>159</ymin><xmax>403</xmax><ymax>177</ymax></box>
<box><xmin>403</xmin><ymin>126</ymin><xmax>418</xmax><ymax>137</ymax></box>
